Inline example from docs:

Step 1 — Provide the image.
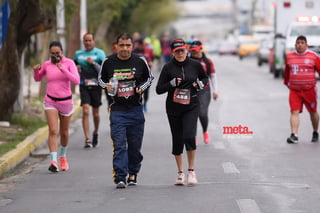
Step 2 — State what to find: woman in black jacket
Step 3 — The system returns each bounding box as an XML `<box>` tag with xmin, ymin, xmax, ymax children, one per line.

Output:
<box><xmin>156</xmin><ymin>39</ymin><xmax>208</xmax><ymax>186</ymax></box>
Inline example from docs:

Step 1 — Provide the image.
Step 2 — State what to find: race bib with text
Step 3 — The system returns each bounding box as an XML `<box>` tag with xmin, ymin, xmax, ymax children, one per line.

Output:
<box><xmin>173</xmin><ymin>88</ymin><xmax>190</xmax><ymax>105</ymax></box>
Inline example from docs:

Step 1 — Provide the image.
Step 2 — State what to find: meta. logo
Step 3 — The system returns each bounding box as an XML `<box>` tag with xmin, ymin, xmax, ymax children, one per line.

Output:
<box><xmin>222</xmin><ymin>125</ymin><xmax>253</xmax><ymax>135</ymax></box>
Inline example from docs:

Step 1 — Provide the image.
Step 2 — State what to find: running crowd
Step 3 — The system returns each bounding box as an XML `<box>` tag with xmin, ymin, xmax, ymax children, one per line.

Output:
<box><xmin>33</xmin><ymin>32</ymin><xmax>319</xmax><ymax>189</ymax></box>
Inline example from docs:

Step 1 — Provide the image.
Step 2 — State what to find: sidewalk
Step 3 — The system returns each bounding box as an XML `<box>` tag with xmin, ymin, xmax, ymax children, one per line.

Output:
<box><xmin>0</xmin><ymin>73</ymin><xmax>81</xmax><ymax>177</ymax></box>
<box><xmin>0</xmin><ymin>100</ymin><xmax>81</xmax><ymax>177</ymax></box>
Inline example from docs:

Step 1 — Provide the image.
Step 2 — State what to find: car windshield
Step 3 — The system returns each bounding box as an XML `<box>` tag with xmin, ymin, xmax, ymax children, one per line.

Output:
<box><xmin>290</xmin><ymin>25</ymin><xmax>320</xmax><ymax>36</ymax></box>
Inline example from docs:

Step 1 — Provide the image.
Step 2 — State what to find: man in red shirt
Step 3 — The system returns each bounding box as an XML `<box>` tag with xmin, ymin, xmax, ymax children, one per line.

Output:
<box><xmin>284</xmin><ymin>35</ymin><xmax>320</xmax><ymax>143</ymax></box>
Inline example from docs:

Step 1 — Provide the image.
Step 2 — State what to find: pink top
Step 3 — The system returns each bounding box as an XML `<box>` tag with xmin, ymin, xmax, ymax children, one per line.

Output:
<box><xmin>33</xmin><ymin>57</ymin><xmax>80</xmax><ymax>99</ymax></box>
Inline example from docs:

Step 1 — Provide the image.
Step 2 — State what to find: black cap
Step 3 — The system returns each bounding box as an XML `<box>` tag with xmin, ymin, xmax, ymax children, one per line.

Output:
<box><xmin>171</xmin><ymin>39</ymin><xmax>187</xmax><ymax>52</ymax></box>
<box><xmin>189</xmin><ymin>40</ymin><xmax>202</xmax><ymax>51</ymax></box>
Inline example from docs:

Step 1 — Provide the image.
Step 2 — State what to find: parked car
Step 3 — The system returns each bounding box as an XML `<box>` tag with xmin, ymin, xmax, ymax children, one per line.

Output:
<box><xmin>238</xmin><ymin>37</ymin><xmax>260</xmax><ymax>60</ymax></box>
<box><xmin>218</xmin><ymin>41</ymin><xmax>237</xmax><ymax>55</ymax></box>
<box><xmin>257</xmin><ymin>38</ymin><xmax>273</xmax><ymax>66</ymax></box>
<box><xmin>205</xmin><ymin>41</ymin><xmax>220</xmax><ymax>54</ymax></box>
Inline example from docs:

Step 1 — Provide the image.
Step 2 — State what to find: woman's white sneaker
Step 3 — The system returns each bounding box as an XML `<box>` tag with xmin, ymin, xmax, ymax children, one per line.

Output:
<box><xmin>187</xmin><ymin>171</ymin><xmax>198</xmax><ymax>185</ymax></box>
<box><xmin>175</xmin><ymin>172</ymin><xmax>185</xmax><ymax>185</ymax></box>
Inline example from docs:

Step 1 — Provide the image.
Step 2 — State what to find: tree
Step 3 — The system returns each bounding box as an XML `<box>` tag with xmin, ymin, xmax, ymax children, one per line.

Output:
<box><xmin>0</xmin><ymin>0</ymin><xmax>54</xmax><ymax>120</ymax></box>
<box><xmin>128</xmin><ymin>0</ymin><xmax>179</xmax><ymax>35</ymax></box>
<box><xmin>0</xmin><ymin>0</ymin><xmax>179</xmax><ymax>120</ymax></box>
<box><xmin>87</xmin><ymin>0</ymin><xmax>179</xmax><ymax>51</ymax></box>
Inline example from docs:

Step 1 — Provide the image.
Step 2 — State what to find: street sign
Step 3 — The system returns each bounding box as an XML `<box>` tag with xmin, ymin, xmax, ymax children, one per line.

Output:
<box><xmin>0</xmin><ymin>0</ymin><xmax>10</xmax><ymax>48</ymax></box>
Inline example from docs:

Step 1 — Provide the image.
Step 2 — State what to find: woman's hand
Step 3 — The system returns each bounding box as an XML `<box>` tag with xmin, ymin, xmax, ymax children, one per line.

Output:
<box><xmin>33</xmin><ymin>64</ymin><xmax>41</xmax><ymax>71</ymax></box>
<box><xmin>213</xmin><ymin>92</ymin><xmax>218</xmax><ymax>100</ymax></box>
<box><xmin>56</xmin><ymin>62</ymin><xmax>64</xmax><ymax>72</ymax></box>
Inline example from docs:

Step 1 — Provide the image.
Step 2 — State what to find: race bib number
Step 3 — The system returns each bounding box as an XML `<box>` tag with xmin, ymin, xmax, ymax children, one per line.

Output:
<box><xmin>84</xmin><ymin>78</ymin><xmax>98</xmax><ymax>86</ymax></box>
<box><xmin>173</xmin><ymin>88</ymin><xmax>190</xmax><ymax>105</ymax></box>
<box><xmin>117</xmin><ymin>81</ymin><xmax>135</xmax><ymax>97</ymax></box>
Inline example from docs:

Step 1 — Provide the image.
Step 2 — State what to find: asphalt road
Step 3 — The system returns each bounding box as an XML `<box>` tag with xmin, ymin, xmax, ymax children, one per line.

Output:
<box><xmin>1</xmin><ymin>55</ymin><xmax>320</xmax><ymax>213</ymax></box>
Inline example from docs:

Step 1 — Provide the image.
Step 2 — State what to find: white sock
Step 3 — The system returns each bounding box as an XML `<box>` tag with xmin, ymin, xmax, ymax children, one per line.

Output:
<box><xmin>59</xmin><ymin>146</ymin><xmax>68</xmax><ymax>158</ymax></box>
<box><xmin>50</xmin><ymin>152</ymin><xmax>58</xmax><ymax>162</ymax></box>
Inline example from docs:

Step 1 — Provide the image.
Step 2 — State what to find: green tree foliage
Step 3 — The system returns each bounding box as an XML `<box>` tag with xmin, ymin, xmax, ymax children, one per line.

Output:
<box><xmin>87</xmin><ymin>0</ymin><xmax>178</xmax><ymax>49</ymax></box>
<box><xmin>87</xmin><ymin>0</ymin><xmax>136</xmax><ymax>30</ymax></box>
<box><xmin>128</xmin><ymin>0</ymin><xmax>179</xmax><ymax>35</ymax></box>
<box><xmin>0</xmin><ymin>0</ymin><xmax>179</xmax><ymax>120</ymax></box>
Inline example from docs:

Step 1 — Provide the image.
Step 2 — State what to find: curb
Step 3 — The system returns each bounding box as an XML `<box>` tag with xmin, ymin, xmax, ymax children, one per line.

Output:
<box><xmin>0</xmin><ymin>98</ymin><xmax>81</xmax><ymax>177</ymax></box>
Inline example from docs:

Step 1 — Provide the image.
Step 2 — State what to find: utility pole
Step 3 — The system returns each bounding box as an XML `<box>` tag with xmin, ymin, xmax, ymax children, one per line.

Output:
<box><xmin>231</xmin><ymin>0</ymin><xmax>238</xmax><ymax>33</ymax></box>
<box><xmin>56</xmin><ymin>0</ymin><xmax>66</xmax><ymax>52</ymax></box>
<box><xmin>80</xmin><ymin>0</ymin><xmax>87</xmax><ymax>49</ymax></box>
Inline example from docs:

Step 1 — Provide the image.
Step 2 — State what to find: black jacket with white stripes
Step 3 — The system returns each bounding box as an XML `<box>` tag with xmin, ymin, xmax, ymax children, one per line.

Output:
<box><xmin>99</xmin><ymin>53</ymin><xmax>153</xmax><ymax>111</ymax></box>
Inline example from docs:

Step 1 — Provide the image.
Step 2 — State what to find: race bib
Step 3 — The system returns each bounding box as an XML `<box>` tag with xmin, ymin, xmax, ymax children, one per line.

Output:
<box><xmin>117</xmin><ymin>81</ymin><xmax>135</xmax><ymax>97</ymax></box>
<box><xmin>173</xmin><ymin>88</ymin><xmax>190</xmax><ymax>105</ymax></box>
<box><xmin>84</xmin><ymin>78</ymin><xmax>98</xmax><ymax>86</ymax></box>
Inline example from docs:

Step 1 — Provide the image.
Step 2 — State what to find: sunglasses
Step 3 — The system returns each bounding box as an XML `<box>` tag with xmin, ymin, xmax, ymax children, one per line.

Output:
<box><xmin>50</xmin><ymin>52</ymin><xmax>60</xmax><ymax>55</ymax></box>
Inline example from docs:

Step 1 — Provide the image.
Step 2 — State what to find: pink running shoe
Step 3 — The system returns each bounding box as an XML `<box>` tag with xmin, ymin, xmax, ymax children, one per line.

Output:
<box><xmin>48</xmin><ymin>161</ymin><xmax>59</xmax><ymax>173</ymax></box>
<box><xmin>187</xmin><ymin>171</ymin><xmax>198</xmax><ymax>185</ymax></box>
<box><xmin>203</xmin><ymin>132</ymin><xmax>210</xmax><ymax>144</ymax></box>
<box><xmin>60</xmin><ymin>157</ymin><xmax>69</xmax><ymax>171</ymax></box>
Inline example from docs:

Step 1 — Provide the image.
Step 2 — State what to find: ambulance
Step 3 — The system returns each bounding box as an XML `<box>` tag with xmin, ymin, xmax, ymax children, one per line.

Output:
<box><xmin>271</xmin><ymin>0</ymin><xmax>320</xmax><ymax>78</ymax></box>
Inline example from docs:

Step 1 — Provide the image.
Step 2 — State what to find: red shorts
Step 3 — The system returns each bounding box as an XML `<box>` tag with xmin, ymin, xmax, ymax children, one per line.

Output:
<box><xmin>289</xmin><ymin>88</ymin><xmax>317</xmax><ymax>113</ymax></box>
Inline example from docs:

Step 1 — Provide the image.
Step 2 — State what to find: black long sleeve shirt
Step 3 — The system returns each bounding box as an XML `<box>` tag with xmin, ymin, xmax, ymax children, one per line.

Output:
<box><xmin>99</xmin><ymin>53</ymin><xmax>153</xmax><ymax>111</ymax></box>
<box><xmin>156</xmin><ymin>57</ymin><xmax>208</xmax><ymax>115</ymax></box>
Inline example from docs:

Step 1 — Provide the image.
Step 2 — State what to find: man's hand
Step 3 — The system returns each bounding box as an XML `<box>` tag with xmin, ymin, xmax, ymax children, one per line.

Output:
<box><xmin>136</xmin><ymin>88</ymin><xmax>143</xmax><ymax>94</ymax></box>
<box><xmin>106</xmin><ymin>83</ymin><xmax>113</xmax><ymax>93</ymax></box>
<box><xmin>87</xmin><ymin>57</ymin><xmax>94</xmax><ymax>65</ymax></box>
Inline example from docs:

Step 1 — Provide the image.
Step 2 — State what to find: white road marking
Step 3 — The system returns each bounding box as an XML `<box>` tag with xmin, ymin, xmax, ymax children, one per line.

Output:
<box><xmin>222</xmin><ymin>162</ymin><xmax>240</xmax><ymax>174</ymax></box>
<box><xmin>0</xmin><ymin>199</ymin><xmax>12</xmax><ymax>207</ymax></box>
<box><xmin>282</xmin><ymin>183</ymin><xmax>310</xmax><ymax>189</ymax></box>
<box><xmin>237</xmin><ymin>199</ymin><xmax>262</xmax><ymax>213</ymax></box>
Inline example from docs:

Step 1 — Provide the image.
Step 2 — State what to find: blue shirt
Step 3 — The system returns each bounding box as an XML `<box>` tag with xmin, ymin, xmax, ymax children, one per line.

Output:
<box><xmin>74</xmin><ymin>47</ymin><xmax>106</xmax><ymax>81</ymax></box>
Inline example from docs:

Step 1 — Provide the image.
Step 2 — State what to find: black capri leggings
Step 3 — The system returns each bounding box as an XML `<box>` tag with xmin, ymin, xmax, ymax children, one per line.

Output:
<box><xmin>167</xmin><ymin>105</ymin><xmax>199</xmax><ymax>155</ymax></box>
<box><xmin>198</xmin><ymin>87</ymin><xmax>211</xmax><ymax>132</ymax></box>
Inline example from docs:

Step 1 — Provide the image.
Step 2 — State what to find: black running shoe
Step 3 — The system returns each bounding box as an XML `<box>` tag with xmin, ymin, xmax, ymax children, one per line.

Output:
<box><xmin>287</xmin><ymin>134</ymin><xmax>298</xmax><ymax>144</ymax></box>
<box><xmin>48</xmin><ymin>161</ymin><xmax>59</xmax><ymax>173</ymax></box>
<box><xmin>115</xmin><ymin>180</ymin><xmax>127</xmax><ymax>189</ymax></box>
<box><xmin>311</xmin><ymin>131</ymin><xmax>319</xmax><ymax>142</ymax></box>
<box><xmin>92</xmin><ymin>133</ymin><xmax>98</xmax><ymax>147</ymax></box>
<box><xmin>127</xmin><ymin>174</ymin><xmax>137</xmax><ymax>186</ymax></box>
<box><xmin>84</xmin><ymin>139</ymin><xmax>92</xmax><ymax>148</ymax></box>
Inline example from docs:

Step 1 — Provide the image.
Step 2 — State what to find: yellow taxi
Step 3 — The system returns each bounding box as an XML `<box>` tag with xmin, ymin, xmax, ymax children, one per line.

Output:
<box><xmin>238</xmin><ymin>37</ymin><xmax>260</xmax><ymax>60</ymax></box>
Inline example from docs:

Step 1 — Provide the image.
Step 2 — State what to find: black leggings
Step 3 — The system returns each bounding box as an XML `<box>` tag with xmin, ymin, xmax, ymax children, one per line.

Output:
<box><xmin>167</xmin><ymin>105</ymin><xmax>199</xmax><ymax>155</ymax></box>
<box><xmin>198</xmin><ymin>87</ymin><xmax>211</xmax><ymax>132</ymax></box>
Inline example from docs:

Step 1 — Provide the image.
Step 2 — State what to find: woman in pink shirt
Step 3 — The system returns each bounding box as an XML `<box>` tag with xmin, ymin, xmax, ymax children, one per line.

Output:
<box><xmin>33</xmin><ymin>41</ymin><xmax>80</xmax><ymax>173</ymax></box>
